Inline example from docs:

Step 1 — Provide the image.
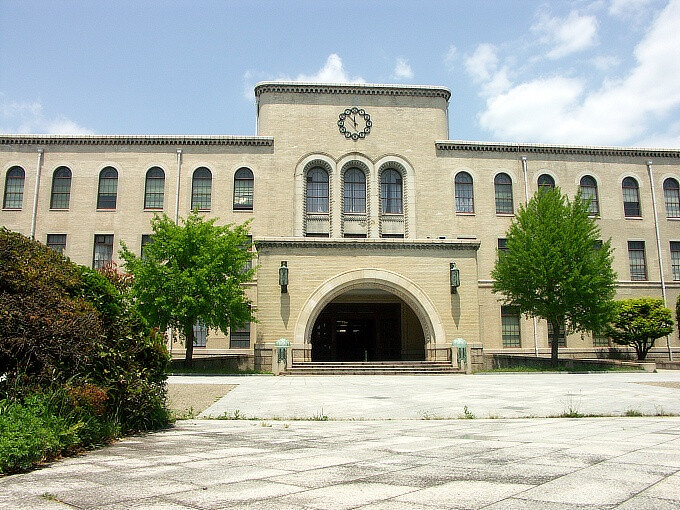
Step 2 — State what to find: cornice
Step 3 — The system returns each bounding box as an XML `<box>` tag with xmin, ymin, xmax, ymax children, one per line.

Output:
<box><xmin>435</xmin><ymin>140</ymin><xmax>680</xmax><ymax>159</ymax></box>
<box><xmin>0</xmin><ymin>134</ymin><xmax>274</xmax><ymax>147</ymax></box>
<box><xmin>255</xmin><ymin>237</ymin><xmax>479</xmax><ymax>251</ymax></box>
<box><xmin>254</xmin><ymin>82</ymin><xmax>451</xmax><ymax>101</ymax></box>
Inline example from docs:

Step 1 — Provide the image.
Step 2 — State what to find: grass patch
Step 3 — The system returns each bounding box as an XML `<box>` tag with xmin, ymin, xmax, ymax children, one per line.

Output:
<box><xmin>482</xmin><ymin>362</ymin><xmax>643</xmax><ymax>373</ymax></box>
<box><xmin>169</xmin><ymin>366</ymin><xmax>271</xmax><ymax>376</ymax></box>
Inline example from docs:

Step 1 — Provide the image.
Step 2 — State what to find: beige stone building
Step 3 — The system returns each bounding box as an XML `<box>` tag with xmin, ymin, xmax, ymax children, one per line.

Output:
<box><xmin>2</xmin><ymin>82</ymin><xmax>679</xmax><ymax>364</ymax></box>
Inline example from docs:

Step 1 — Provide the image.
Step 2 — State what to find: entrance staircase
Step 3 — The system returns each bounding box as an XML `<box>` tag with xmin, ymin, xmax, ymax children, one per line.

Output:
<box><xmin>285</xmin><ymin>360</ymin><xmax>463</xmax><ymax>375</ymax></box>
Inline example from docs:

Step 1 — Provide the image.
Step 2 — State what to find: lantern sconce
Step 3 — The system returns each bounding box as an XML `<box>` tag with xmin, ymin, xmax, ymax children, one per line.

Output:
<box><xmin>449</xmin><ymin>262</ymin><xmax>460</xmax><ymax>294</ymax></box>
<box><xmin>279</xmin><ymin>261</ymin><xmax>289</xmax><ymax>294</ymax></box>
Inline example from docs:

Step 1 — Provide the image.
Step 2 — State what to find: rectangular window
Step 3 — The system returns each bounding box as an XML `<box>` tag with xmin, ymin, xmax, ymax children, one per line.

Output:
<box><xmin>671</xmin><ymin>241</ymin><xmax>680</xmax><ymax>281</ymax></box>
<box><xmin>501</xmin><ymin>307</ymin><xmax>520</xmax><ymax>347</ymax></box>
<box><xmin>547</xmin><ymin>322</ymin><xmax>566</xmax><ymax>347</ymax></box>
<box><xmin>241</xmin><ymin>235</ymin><xmax>253</xmax><ymax>271</ymax></box>
<box><xmin>497</xmin><ymin>238</ymin><xmax>508</xmax><ymax>252</ymax></box>
<box><xmin>47</xmin><ymin>234</ymin><xmax>66</xmax><ymax>254</ymax></box>
<box><xmin>593</xmin><ymin>333</ymin><xmax>610</xmax><ymax>347</ymax></box>
<box><xmin>93</xmin><ymin>234</ymin><xmax>113</xmax><ymax>269</ymax></box>
<box><xmin>381</xmin><ymin>233</ymin><xmax>405</xmax><ymax>239</ymax></box>
<box><xmin>230</xmin><ymin>322</ymin><xmax>250</xmax><ymax>349</ymax></box>
<box><xmin>628</xmin><ymin>241</ymin><xmax>647</xmax><ymax>281</ymax></box>
<box><xmin>193</xmin><ymin>320</ymin><xmax>207</xmax><ymax>347</ymax></box>
<box><xmin>141</xmin><ymin>234</ymin><xmax>152</xmax><ymax>260</ymax></box>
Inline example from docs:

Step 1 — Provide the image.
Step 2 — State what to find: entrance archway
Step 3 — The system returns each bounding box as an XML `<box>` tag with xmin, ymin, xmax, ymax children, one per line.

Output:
<box><xmin>294</xmin><ymin>269</ymin><xmax>446</xmax><ymax>360</ymax></box>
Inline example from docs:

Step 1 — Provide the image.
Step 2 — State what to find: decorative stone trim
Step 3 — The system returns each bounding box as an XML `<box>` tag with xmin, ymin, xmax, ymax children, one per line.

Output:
<box><xmin>0</xmin><ymin>135</ymin><xmax>274</xmax><ymax>147</ymax></box>
<box><xmin>435</xmin><ymin>140</ymin><xmax>680</xmax><ymax>159</ymax></box>
<box><xmin>256</xmin><ymin>238</ymin><xmax>480</xmax><ymax>251</ymax></box>
<box><xmin>255</xmin><ymin>81</ymin><xmax>451</xmax><ymax>101</ymax></box>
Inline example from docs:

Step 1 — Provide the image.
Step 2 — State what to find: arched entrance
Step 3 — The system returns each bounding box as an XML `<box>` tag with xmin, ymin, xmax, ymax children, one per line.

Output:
<box><xmin>311</xmin><ymin>289</ymin><xmax>426</xmax><ymax>361</ymax></box>
<box><xmin>294</xmin><ymin>269</ymin><xmax>446</xmax><ymax>361</ymax></box>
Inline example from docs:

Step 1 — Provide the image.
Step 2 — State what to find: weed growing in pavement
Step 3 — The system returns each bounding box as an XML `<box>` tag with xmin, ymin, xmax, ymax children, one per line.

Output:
<box><xmin>312</xmin><ymin>409</ymin><xmax>329</xmax><ymax>421</ymax></box>
<box><xmin>625</xmin><ymin>408</ymin><xmax>644</xmax><ymax>417</ymax></box>
<box><xmin>462</xmin><ymin>405</ymin><xmax>475</xmax><ymax>419</ymax></box>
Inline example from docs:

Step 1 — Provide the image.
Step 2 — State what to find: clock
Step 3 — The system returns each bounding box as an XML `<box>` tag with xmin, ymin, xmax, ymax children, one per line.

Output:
<box><xmin>338</xmin><ymin>107</ymin><xmax>372</xmax><ymax>140</ymax></box>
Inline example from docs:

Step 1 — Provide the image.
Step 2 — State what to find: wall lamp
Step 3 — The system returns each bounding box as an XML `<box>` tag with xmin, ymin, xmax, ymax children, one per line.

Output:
<box><xmin>279</xmin><ymin>261</ymin><xmax>289</xmax><ymax>293</ymax></box>
<box><xmin>449</xmin><ymin>262</ymin><xmax>460</xmax><ymax>294</ymax></box>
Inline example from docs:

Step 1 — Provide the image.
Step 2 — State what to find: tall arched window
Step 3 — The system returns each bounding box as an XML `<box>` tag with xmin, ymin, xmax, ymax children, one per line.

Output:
<box><xmin>622</xmin><ymin>177</ymin><xmax>641</xmax><ymax>217</ymax></box>
<box><xmin>191</xmin><ymin>167</ymin><xmax>212</xmax><ymax>211</ymax></box>
<box><xmin>50</xmin><ymin>167</ymin><xmax>72</xmax><ymax>209</ymax></box>
<box><xmin>3</xmin><ymin>166</ymin><xmax>25</xmax><ymax>209</ymax></box>
<box><xmin>144</xmin><ymin>167</ymin><xmax>165</xmax><ymax>209</ymax></box>
<box><xmin>663</xmin><ymin>178</ymin><xmax>680</xmax><ymax>218</ymax></box>
<box><xmin>233</xmin><ymin>167</ymin><xmax>254</xmax><ymax>210</ymax></box>
<box><xmin>380</xmin><ymin>169</ymin><xmax>402</xmax><ymax>214</ymax></box>
<box><xmin>306</xmin><ymin>167</ymin><xmax>329</xmax><ymax>213</ymax></box>
<box><xmin>455</xmin><ymin>172</ymin><xmax>474</xmax><ymax>213</ymax></box>
<box><xmin>579</xmin><ymin>175</ymin><xmax>599</xmax><ymax>215</ymax></box>
<box><xmin>537</xmin><ymin>174</ymin><xmax>555</xmax><ymax>191</ymax></box>
<box><xmin>343</xmin><ymin>167</ymin><xmax>366</xmax><ymax>214</ymax></box>
<box><xmin>97</xmin><ymin>167</ymin><xmax>118</xmax><ymax>209</ymax></box>
<box><xmin>494</xmin><ymin>173</ymin><xmax>513</xmax><ymax>214</ymax></box>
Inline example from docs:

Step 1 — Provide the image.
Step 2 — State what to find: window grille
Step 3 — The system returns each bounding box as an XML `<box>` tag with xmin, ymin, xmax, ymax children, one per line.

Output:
<box><xmin>306</xmin><ymin>167</ymin><xmax>329</xmax><ymax>213</ymax></box>
<box><xmin>455</xmin><ymin>172</ymin><xmax>474</xmax><ymax>213</ymax></box>
<box><xmin>93</xmin><ymin>234</ymin><xmax>114</xmax><ymax>269</ymax></box>
<box><xmin>50</xmin><ymin>167</ymin><xmax>72</xmax><ymax>209</ymax></box>
<box><xmin>191</xmin><ymin>168</ymin><xmax>212</xmax><ymax>210</ymax></box>
<box><xmin>628</xmin><ymin>240</ymin><xmax>647</xmax><ymax>280</ymax></box>
<box><xmin>343</xmin><ymin>168</ymin><xmax>366</xmax><ymax>213</ymax></box>
<box><xmin>622</xmin><ymin>177</ymin><xmax>641</xmax><ymax>217</ymax></box>
<box><xmin>233</xmin><ymin>167</ymin><xmax>254</xmax><ymax>210</ymax></box>
<box><xmin>501</xmin><ymin>307</ymin><xmax>520</xmax><ymax>347</ymax></box>
<box><xmin>3</xmin><ymin>166</ymin><xmax>25</xmax><ymax>209</ymax></box>
<box><xmin>97</xmin><ymin>167</ymin><xmax>118</xmax><ymax>209</ymax></box>
<box><xmin>664</xmin><ymin>178</ymin><xmax>680</xmax><ymax>218</ymax></box>
<box><xmin>579</xmin><ymin>175</ymin><xmax>599</xmax><ymax>215</ymax></box>
<box><xmin>144</xmin><ymin>167</ymin><xmax>165</xmax><ymax>209</ymax></box>
<box><xmin>380</xmin><ymin>169</ymin><xmax>403</xmax><ymax>214</ymax></box>
<box><xmin>494</xmin><ymin>173</ymin><xmax>513</xmax><ymax>214</ymax></box>
<box><xmin>47</xmin><ymin>234</ymin><xmax>66</xmax><ymax>254</ymax></box>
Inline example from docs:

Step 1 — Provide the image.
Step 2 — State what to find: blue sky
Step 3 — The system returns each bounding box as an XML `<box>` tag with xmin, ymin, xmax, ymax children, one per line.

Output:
<box><xmin>1</xmin><ymin>0</ymin><xmax>679</xmax><ymax>148</ymax></box>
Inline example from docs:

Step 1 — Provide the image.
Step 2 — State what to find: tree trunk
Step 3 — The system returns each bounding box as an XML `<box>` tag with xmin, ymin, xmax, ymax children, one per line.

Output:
<box><xmin>549</xmin><ymin>318</ymin><xmax>560</xmax><ymax>368</ymax></box>
<box><xmin>184</xmin><ymin>323</ymin><xmax>194</xmax><ymax>368</ymax></box>
<box><xmin>635</xmin><ymin>340</ymin><xmax>648</xmax><ymax>361</ymax></box>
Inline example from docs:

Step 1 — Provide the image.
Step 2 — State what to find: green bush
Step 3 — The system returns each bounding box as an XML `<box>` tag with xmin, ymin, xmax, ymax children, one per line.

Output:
<box><xmin>0</xmin><ymin>229</ymin><xmax>170</xmax><ymax>473</ymax></box>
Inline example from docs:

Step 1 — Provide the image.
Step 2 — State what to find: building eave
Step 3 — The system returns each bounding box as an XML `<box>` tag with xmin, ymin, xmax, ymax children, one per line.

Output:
<box><xmin>435</xmin><ymin>140</ymin><xmax>680</xmax><ymax>159</ymax></box>
<box><xmin>254</xmin><ymin>81</ymin><xmax>451</xmax><ymax>102</ymax></box>
<box><xmin>255</xmin><ymin>237</ymin><xmax>479</xmax><ymax>251</ymax></box>
<box><xmin>0</xmin><ymin>134</ymin><xmax>274</xmax><ymax>147</ymax></box>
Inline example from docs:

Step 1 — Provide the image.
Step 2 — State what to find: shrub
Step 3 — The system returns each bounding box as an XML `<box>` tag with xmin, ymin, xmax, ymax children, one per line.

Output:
<box><xmin>607</xmin><ymin>298</ymin><xmax>674</xmax><ymax>360</ymax></box>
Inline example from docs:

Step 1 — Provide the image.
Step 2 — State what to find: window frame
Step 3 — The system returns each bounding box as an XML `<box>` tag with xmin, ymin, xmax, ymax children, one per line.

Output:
<box><xmin>501</xmin><ymin>306</ymin><xmax>521</xmax><ymax>347</ymax></box>
<box><xmin>46</xmin><ymin>234</ymin><xmax>67</xmax><ymax>254</ymax></box>
<box><xmin>144</xmin><ymin>167</ymin><xmax>165</xmax><ymax>210</ymax></box>
<box><xmin>380</xmin><ymin>168</ymin><xmax>403</xmax><ymax>215</ymax></box>
<box><xmin>343</xmin><ymin>167</ymin><xmax>366</xmax><ymax>214</ymax></box>
<box><xmin>627</xmin><ymin>240</ymin><xmax>647</xmax><ymax>281</ymax></box>
<box><xmin>191</xmin><ymin>167</ymin><xmax>212</xmax><ymax>211</ymax></box>
<box><xmin>670</xmin><ymin>241</ymin><xmax>680</xmax><ymax>281</ymax></box>
<box><xmin>92</xmin><ymin>234</ymin><xmax>114</xmax><ymax>269</ymax></box>
<box><xmin>233</xmin><ymin>167</ymin><xmax>254</xmax><ymax>211</ymax></box>
<box><xmin>494</xmin><ymin>173</ymin><xmax>513</xmax><ymax>214</ymax></box>
<box><xmin>537</xmin><ymin>174</ymin><xmax>555</xmax><ymax>191</ymax></box>
<box><xmin>579</xmin><ymin>175</ymin><xmax>599</xmax><ymax>216</ymax></box>
<box><xmin>454</xmin><ymin>171</ymin><xmax>474</xmax><ymax>213</ymax></box>
<box><xmin>3</xmin><ymin>166</ymin><xmax>25</xmax><ymax>209</ymax></box>
<box><xmin>622</xmin><ymin>177</ymin><xmax>641</xmax><ymax>217</ymax></box>
<box><xmin>50</xmin><ymin>166</ymin><xmax>72</xmax><ymax>210</ymax></box>
<box><xmin>663</xmin><ymin>178</ymin><xmax>680</xmax><ymax>218</ymax></box>
<box><xmin>97</xmin><ymin>167</ymin><xmax>118</xmax><ymax>210</ymax></box>
<box><xmin>306</xmin><ymin>167</ymin><xmax>330</xmax><ymax>214</ymax></box>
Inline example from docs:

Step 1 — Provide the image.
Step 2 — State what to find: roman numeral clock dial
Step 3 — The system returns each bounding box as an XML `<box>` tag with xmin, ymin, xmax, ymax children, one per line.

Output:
<box><xmin>338</xmin><ymin>107</ymin><xmax>372</xmax><ymax>140</ymax></box>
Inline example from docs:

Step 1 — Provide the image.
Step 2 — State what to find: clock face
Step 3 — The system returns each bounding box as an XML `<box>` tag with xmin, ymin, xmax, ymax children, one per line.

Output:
<box><xmin>338</xmin><ymin>107</ymin><xmax>372</xmax><ymax>140</ymax></box>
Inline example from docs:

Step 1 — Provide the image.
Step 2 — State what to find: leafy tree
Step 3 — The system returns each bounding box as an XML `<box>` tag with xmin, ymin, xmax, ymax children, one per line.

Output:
<box><xmin>120</xmin><ymin>212</ymin><xmax>256</xmax><ymax>366</ymax></box>
<box><xmin>606</xmin><ymin>298</ymin><xmax>674</xmax><ymax>360</ymax></box>
<box><xmin>491</xmin><ymin>187</ymin><xmax>617</xmax><ymax>366</ymax></box>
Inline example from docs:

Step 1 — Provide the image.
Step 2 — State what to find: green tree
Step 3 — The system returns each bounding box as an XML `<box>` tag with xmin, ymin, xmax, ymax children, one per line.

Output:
<box><xmin>491</xmin><ymin>187</ymin><xmax>617</xmax><ymax>366</ymax></box>
<box><xmin>120</xmin><ymin>212</ymin><xmax>256</xmax><ymax>366</ymax></box>
<box><xmin>606</xmin><ymin>298</ymin><xmax>674</xmax><ymax>360</ymax></box>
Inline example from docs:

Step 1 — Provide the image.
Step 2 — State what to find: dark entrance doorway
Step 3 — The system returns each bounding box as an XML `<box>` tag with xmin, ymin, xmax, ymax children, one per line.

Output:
<box><xmin>311</xmin><ymin>303</ymin><xmax>401</xmax><ymax>361</ymax></box>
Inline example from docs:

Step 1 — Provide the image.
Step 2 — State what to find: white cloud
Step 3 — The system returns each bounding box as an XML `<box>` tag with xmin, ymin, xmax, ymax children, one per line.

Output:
<box><xmin>531</xmin><ymin>10</ymin><xmax>598</xmax><ymax>59</ymax></box>
<box><xmin>295</xmin><ymin>54</ymin><xmax>365</xmax><ymax>84</ymax></box>
<box><xmin>476</xmin><ymin>0</ymin><xmax>680</xmax><ymax>147</ymax></box>
<box><xmin>444</xmin><ymin>44</ymin><xmax>457</xmax><ymax>71</ymax></box>
<box><xmin>392</xmin><ymin>58</ymin><xmax>414</xmax><ymax>80</ymax></box>
<box><xmin>465</xmin><ymin>44</ymin><xmax>499</xmax><ymax>83</ymax></box>
<box><xmin>590</xmin><ymin>55</ymin><xmax>621</xmax><ymax>71</ymax></box>
<box><xmin>0</xmin><ymin>96</ymin><xmax>93</xmax><ymax>134</ymax></box>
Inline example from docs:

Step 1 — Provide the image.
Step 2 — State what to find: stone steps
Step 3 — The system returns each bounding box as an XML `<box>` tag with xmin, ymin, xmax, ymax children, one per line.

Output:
<box><xmin>285</xmin><ymin>361</ymin><xmax>462</xmax><ymax>375</ymax></box>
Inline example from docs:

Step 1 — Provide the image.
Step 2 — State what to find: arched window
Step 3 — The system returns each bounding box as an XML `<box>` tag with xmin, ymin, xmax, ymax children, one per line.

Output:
<box><xmin>50</xmin><ymin>167</ymin><xmax>72</xmax><ymax>209</ymax></box>
<box><xmin>380</xmin><ymin>169</ymin><xmax>403</xmax><ymax>214</ymax></box>
<box><xmin>579</xmin><ymin>175</ymin><xmax>599</xmax><ymax>215</ymax></box>
<box><xmin>663</xmin><ymin>178</ymin><xmax>680</xmax><ymax>218</ymax></box>
<box><xmin>537</xmin><ymin>174</ymin><xmax>555</xmax><ymax>191</ymax></box>
<box><xmin>343</xmin><ymin>167</ymin><xmax>366</xmax><ymax>214</ymax></box>
<box><xmin>622</xmin><ymin>177</ymin><xmax>641</xmax><ymax>217</ymax></box>
<box><xmin>191</xmin><ymin>167</ymin><xmax>212</xmax><ymax>211</ymax></box>
<box><xmin>3</xmin><ymin>166</ymin><xmax>25</xmax><ymax>209</ymax></box>
<box><xmin>306</xmin><ymin>167</ymin><xmax>329</xmax><ymax>213</ymax></box>
<box><xmin>233</xmin><ymin>167</ymin><xmax>254</xmax><ymax>210</ymax></box>
<box><xmin>144</xmin><ymin>167</ymin><xmax>165</xmax><ymax>209</ymax></box>
<box><xmin>455</xmin><ymin>172</ymin><xmax>474</xmax><ymax>213</ymax></box>
<box><xmin>97</xmin><ymin>167</ymin><xmax>118</xmax><ymax>209</ymax></box>
<box><xmin>494</xmin><ymin>173</ymin><xmax>513</xmax><ymax>214</ymax></box>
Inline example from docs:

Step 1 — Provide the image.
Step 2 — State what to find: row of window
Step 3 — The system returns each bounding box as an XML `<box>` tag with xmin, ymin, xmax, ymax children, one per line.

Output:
<box><xmin>192</xmin><ymin>320</ymin><xmax>250</xmax><ymax>349</ymax></box>
<box><xmin>499</xmin><ymin>237</ymin><xmax>680</xmax><ymax>281</ymax></box>
<box><xmin>1</xmin><ymin>166</ymin><xmax>255</xmax><ymax>212</ymax></box>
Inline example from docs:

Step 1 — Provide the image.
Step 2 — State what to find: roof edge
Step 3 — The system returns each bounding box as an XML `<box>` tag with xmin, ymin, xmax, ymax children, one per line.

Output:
<box><xmin>254</xmin><ymin>81</ymin><xmax>451</xmax><ymax>101</ymax></box>
<box><xmin>0</xmin><ymin>134</ymin><xmax>274</xmax><ymax>147</ymax></box>
<box><xmin>435</xmin><ymin>140</ymin><xmax>680</xmax><ymax>158</ymax></box>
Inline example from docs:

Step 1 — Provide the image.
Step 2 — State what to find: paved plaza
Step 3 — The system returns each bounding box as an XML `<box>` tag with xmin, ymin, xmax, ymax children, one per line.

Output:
<box><xmin>1</xmin><ymin>371</ymin><xmax>680</xmax><ymax>509</ymax></box>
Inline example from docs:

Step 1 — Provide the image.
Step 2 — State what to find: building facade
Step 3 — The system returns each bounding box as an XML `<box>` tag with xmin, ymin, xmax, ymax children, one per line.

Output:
<box><xmin>2</xmin><ymin>82</ymin><xmax>679</xmax><ymax>361</ymax></box>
